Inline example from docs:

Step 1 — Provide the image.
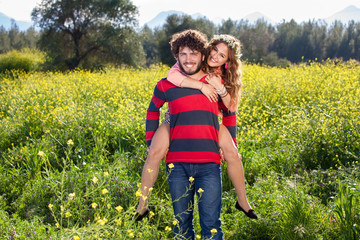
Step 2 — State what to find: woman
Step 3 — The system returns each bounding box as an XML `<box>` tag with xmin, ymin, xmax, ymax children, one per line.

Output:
<box><xmin>136</xmin><ymin>34</ymin><xmax>257</xmax><ymax>220</ymax></box>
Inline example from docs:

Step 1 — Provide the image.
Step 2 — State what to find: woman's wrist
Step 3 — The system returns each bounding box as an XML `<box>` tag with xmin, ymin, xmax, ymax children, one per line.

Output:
<box><xmin>215</xmin><ymin>85</ymin><xmax>226</xmax><ymax>95</ymax></box>
<box><xmin>220</xmin><ymin>91</ymin><xmax>229</xmax><ymax>98</ymax></box>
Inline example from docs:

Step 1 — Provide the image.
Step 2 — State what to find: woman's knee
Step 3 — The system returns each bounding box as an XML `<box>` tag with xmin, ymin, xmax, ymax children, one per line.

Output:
<box><xmin>222</xmin><ymin>147</ymin><xmax>241</xmax><ymax>163</ymax></box>
<box><xmin>148</xmin><ymin>144</ymin><xmax>168</xmax><ymax>159</ymax></box>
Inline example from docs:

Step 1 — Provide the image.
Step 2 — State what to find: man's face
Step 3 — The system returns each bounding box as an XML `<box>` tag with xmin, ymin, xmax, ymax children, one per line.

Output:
<box><xmin>178</xmin><ymin>46</ymin><xmax>203</xmax><ymax>75</ymax></box>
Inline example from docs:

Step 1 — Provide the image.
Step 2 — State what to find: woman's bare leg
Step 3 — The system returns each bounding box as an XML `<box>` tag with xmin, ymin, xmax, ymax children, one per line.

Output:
<box><xmin>219</xmin><ymin>124</ymin><xmax>253</xmax><ymax>212</ymax></box>
<box><xmin>136</xmin><ymin>122</ymin><xmax>170</xmax><ymax>215</ymax></box>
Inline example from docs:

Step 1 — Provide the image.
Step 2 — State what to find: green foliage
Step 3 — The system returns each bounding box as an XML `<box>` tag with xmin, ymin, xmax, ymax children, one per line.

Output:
<box><xmin>277</xmin><ymin>191</ymin><xmax>323</xmax><ymax>239</ymax></box>
<box><xmin>0</xmin><ymin>24</ymin><xmax>39</xmax><ymax>54</ymax></box>
<box><xmin>0</xmin><ymin>210</ymin><xmax>56</xmax><ymax>239</ymax></box>
<box><xmin>331</xmin><ymin>180</ymin><xmax>360</xmax><ymax>239</ymax></box>
<box><xmin>0</xmin><ymin>64</ymin><xmax>359</xmax><ymax>239</ymax></box>
<box><xmin>142</xmin><ymin>17</ymin><xmax>360</xmax><ymax>67</ymax></box>
<box><xmin>0</xmin><ymin>49</ymin><xmax>45</xmax><ymax>73</ymax></box>
<box><xmin>32</xmin><ymin>0</ymin><xmax>144</xmax><ymax>70</ymax></box>
<box><xmin>157</xmin><ymin>14</ymin><xmax>216</xmax><ymax>66</ymax></box>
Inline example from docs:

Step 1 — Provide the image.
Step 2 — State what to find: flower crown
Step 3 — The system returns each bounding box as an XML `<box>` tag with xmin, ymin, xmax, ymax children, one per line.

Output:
<box><xmin>212</xmin><ymin>34</ymin><xmax>242</xmax><ymax>59</ymax></box>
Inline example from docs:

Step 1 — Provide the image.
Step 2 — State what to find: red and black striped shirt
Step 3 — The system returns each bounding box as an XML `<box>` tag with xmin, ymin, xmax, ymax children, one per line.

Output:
<box><xmin>146</xmin><ymin>76</ymin><xmax>237</xmax><ymax>164</ymax></box>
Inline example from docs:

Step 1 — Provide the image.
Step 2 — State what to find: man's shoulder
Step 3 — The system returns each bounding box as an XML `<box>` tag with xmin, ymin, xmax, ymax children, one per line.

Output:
<box><xmin>157</xmin><ymin>78</ymin><xmax>176</xmax><ymax>88</ymax></box>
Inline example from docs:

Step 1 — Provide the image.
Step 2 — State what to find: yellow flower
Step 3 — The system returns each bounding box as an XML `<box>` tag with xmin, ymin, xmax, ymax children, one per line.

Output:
<box><xmin>168</xmin><ymin>163</ymin><xmax>174</xmax><ymax>169</ymax></box>
<box><xmin>165</xmin><ymin>226</ymin><xmax>171</xmax><ymax>231</ymax></box>
<box><xmin>107</xmin><ymin>204</ymin><xmax>111</xmax><ymax>209</ymax></box>
<box><xmin>103</xmin><ymin>171</ymin><xmax>109</xmax><ymax>177</ymax></box>
<box><xmin>173</xmin><ymin>220</ymin><xmax>178</xmax><ymax>225</ymax></box>
<box><xmin>67</xmin><ymin>139</ymin><xmax>74</xmax><ymax>146</ymax></box>
<box><xmin>197</xmin><ymin>188</ymin><xmax>204</xmax><ymax>193</ymax></box>
<box><xmin>211</xmin><ymin>228</ymin><xmax>218</xmax><ymax>234</ymax></box>
<box><xmin>60</xmin><ymin>205</ymin><xmax>64</xmax><ymax>212</ymax></box>
<box><xmin>91</xmin><ymin>202</ymin><xmax>98</xmax><ymax>209</ymax></box>
<box><xmin>92</xmin><ymin>176</ymin><xmax>98</xmax><ymax>184</ymax></box>
<box><xmin>147</xmin><ymin>168</ymin><xmax>153</xmax><ymax>173</ymax></box>
<box><xmin>37</xmin><ymin>151</ymin><xmax>45</xmax><ymax>157</ymax></box>
<box><xmin>69</xmin><ymin>192</ymin><xmax>76</xmax><ymax>199</ymax></box>
<box><xmin>115</xmin><ymin>218</ymin><xmax>122</xmax><ymax>225</ymax></box>
<box><xmin>127</xmin><ymin>230</ymin><xmax>135</xmax><ymax>238</ymax></box>
<box><xmin>135</xmin><ymin>189</ymin><xmax>142</xmax><ymax>197</ymax></box>
<box><xmin>189</xmin><ymin>176</ymin><xmax>194</xmax><ymax>182</ymax></box>
<box><xmin>102</xmin><ymin>188</ymin><xmax>109</xmax><ymax>194</ymax></box>
<box><xmin>115</xmin><ymin>205</ymin><xmax>123</xmax><ymax>212</ymax></box>
<box><xmin>149</xmin><ymin>187</ymin><xmax>154</xmax><ymax>192</ymax></box>
<box><xmin>73</xmin><ymin>235</ymin><xmax>80</xmax><ymax>240</ymax></box>
<box><xmin>196</xmin><ymin>235</ymin><xmax>201</xmax><ymax>239</ymax></box>
<box><xmin>97</xmin><ymin>218</ymin><xmax>108</xmax><ymax>225</ymax></box>
<box><xmin>149</xmin><ymin>211</ymin><xmax>155</xmax><ymax>217</ymax></box>
<box><xmin>48</xmin><ymin>204</ymin><xmax>53</xmax><ymax>209</ymax></box>
<box><xmin>65</xmin><ymin>211</ymin><xmax>72</xmax><ymax>218</ymax></box>
<box><xmin>55</xmin><ymin>223</ymin><xmax>60</xmax><ymax>228</ymax></box>
<box><xmin>137</xmin><ymin>182</ymin><xmax>142</xmax><ymax>187</ymax></box>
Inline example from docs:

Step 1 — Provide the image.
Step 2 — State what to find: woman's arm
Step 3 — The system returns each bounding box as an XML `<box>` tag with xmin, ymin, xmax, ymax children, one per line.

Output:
<box><xmin>167</xmin><ymin>62</ymin><xmax>218</xmax><ymax>102</ymax></box>
<box><xmin>205</xmin><ymin>73</ymin><xmax>236</xmax><ymax>111</ymax></box>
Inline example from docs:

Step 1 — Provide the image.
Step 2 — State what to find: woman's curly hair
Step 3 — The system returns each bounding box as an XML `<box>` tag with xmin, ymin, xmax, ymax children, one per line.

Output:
<box><xmin>170</xmin><ymin>29</ymin><xmax>208</xmax><ymax>58</ymax></box>
<box><xmin>202</xmin><ymin>35</ymin><xmax>243</xmax><ymax>111</ymax></box>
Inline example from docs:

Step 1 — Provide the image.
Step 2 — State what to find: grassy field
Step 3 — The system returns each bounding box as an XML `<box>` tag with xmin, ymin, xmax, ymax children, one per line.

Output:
<box><xmin>0</xmin><ymin>61</ymin><xmax>359</xmax><ymax>239</ymax></box>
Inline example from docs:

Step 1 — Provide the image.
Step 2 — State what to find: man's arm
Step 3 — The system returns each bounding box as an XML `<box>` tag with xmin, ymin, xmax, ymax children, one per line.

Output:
<box><xmin>146</xmin><ymin>81</ymin><xmax>166</xmax><ymax>146</ymax></box>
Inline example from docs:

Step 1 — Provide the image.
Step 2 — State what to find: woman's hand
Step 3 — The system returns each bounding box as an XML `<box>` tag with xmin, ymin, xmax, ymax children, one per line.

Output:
<box><xmin>205</xmin><ymin>73</ymin><xmax>223</xmax><ymax>90</ymax></box>
<box><xmin>200</xmin><ymin>83</ymin><xmax>218</xmax><ymax>102</ymax></box>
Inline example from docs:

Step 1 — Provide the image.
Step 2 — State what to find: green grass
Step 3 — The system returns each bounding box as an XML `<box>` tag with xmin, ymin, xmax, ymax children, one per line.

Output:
<box><xmin>0</xmin><ymin>61</ymin><xmax>359</xmax><ymax>239</ymax></box>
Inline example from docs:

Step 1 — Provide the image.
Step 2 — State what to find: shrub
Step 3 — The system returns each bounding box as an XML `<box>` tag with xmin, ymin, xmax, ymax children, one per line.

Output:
<box><xmin>0</xmin><ymin>48</ymin><xmax>45</xmax><ymax>73</ymax></box>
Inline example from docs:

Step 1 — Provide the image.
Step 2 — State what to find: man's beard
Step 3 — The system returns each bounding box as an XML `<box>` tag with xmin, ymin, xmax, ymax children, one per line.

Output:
<box><xmin>179</xmin><ymin>60</ymin><xmax>202</xmax><ymax>75</ymax></box>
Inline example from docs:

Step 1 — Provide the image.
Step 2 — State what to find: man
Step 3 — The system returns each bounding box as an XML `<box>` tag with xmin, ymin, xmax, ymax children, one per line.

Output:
<box><xmin>146</xmin><ymin>29</ymin><xmax>224</xmax><ymax>240</ymax></box>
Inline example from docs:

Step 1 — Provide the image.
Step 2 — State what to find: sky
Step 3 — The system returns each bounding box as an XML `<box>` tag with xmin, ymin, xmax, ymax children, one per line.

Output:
<box><xmin>0</xmin><ymin>0</ymin><xmax>359</xmax><ymax>24</ymax></box>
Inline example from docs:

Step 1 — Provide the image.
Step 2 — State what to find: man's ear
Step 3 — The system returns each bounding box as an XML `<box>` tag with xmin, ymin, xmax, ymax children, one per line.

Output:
<box><xmin>202</xmin><ymin>54</ymin><xmax>205</xmax><ymax>61</ymax></box>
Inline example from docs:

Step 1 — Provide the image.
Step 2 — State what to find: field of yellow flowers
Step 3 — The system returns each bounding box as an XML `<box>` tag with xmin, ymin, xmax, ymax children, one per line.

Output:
<box><xmin>0</xmin><ymin>61</ymin><xmax>359</xmax><ymax>239</ymax></box>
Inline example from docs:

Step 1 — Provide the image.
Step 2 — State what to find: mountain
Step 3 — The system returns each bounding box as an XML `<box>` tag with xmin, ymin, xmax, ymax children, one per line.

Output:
<box><xmin>143</xmin><ymin>10</ymin><xmax>272</xmax><ymax>29</ymax></box>
<box><xmin>243</xmin><ymin>12</ymin><xmax>274</xmax><ymax>24</ymax></box>
<box><xmin>144</xmin><ymin>10</ymin><xmax>210</xmax><ymax>29</ymax></box>
<box><xmin>325</xmin><ymin>5</ymin><xmax>360</xmax><ymax>24</ymax></box>
<box><xmin>143</xmin><ymin>5</ymin><xmax>360</xmax><ymax>29</ymax></box>
<box><xmin>0</xmin><ymin>12</ymin><xmax>33</xmax><ymax>31</ymax></box>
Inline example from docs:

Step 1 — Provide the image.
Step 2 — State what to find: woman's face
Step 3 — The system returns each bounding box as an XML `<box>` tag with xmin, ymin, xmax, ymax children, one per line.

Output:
<box><xmin>207</xmin><ymin>42</ymin><xmax>229</xmax><ymax>68</ymax></box>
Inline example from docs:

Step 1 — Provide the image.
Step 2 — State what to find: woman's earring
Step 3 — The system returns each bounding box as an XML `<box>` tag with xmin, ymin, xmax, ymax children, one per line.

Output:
<box><xmin>225</xmin><ymin>63</ymin><xmax>228</xmax><ymax>69</ymax></box>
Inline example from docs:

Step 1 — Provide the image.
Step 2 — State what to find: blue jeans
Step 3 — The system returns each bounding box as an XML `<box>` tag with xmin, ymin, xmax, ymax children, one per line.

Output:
<box><xmin>167</xmin><ymin>162</ymin><xmax>223</xmax><ymax>240</ymax></box>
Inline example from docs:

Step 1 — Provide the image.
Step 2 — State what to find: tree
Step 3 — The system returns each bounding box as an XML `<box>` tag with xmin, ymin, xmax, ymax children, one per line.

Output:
<box><xmin>32</xmin><ymin>0</ymin><xmax>144</xmax><ymax>70</ymax></box>
<box><xmin>338</xmin><ymin>21</ymin><xmax>360</xmax><ymax>60</ymax></box>
<box><xmin>140</xmin><ymin>25</ymin><xmax>160</xmax><ymax>66</ymax></box>
<box><xmin>0</xmin><ymin>26</ymin><xmax>11</xmax><ymax>53</ymax></box>
<box><xmin>325</xmin><ymin>21</ymin><xmax>344</xmax><ymax>59</ymax></box>
<box><xmin>157</xmin><ymin>14</ymin><xmax>216</xmax><ymax>66</ymax></box>
<box><xmin>272</xmin><ymin>19</ymin><xmax>302</xmax><ymax>62</ymax></box>
<box><xmin>8</xmin><ymin>21</ymin><xmax>26</xmax><ymax>50</ymax></box>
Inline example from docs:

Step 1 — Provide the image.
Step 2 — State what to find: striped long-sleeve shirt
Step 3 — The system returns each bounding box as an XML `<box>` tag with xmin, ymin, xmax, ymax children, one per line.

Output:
<box><xmin>146</xmin><ymin>76</ymin><xmax>237</xmax><ymax>164</ymax></box>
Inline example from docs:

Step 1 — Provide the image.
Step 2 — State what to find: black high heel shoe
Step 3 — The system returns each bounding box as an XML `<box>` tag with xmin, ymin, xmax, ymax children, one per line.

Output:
<box><xmin>235</xmin><ymin>201</ymin><xmax>258</xmax><ymax>219</ymax></box>
<box><xmin>135</xmin><ymin>208</ymin><xmax>150</xmax><ymax>221</ymax></box>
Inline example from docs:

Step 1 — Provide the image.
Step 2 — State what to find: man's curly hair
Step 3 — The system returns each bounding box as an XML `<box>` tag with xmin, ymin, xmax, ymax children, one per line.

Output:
<box><xmin>170</xmin><ymin>29</ymin><xmax>208</xmax><ymax>58</ymax></box>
